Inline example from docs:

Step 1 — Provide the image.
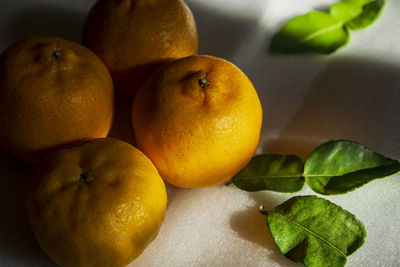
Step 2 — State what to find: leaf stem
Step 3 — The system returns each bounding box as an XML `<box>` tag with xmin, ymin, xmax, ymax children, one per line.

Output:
<box><xmin>81</xmin><ymin>171</ymin><xmax>94</xmax><ymax>184</ymax></box>
<box><xmin>259</xmin><ymin>205</ymin><xmax>270</xmax><ymax>216</ymax></box>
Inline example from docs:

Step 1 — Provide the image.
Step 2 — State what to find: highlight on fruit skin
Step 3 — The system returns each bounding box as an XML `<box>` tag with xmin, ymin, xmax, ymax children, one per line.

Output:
<box><xmin>26</xmin><ymin>138</ymin><xmax>167</xmax><ymax>267</ymax></box>
<box><xmin>0</xmin><ymin>36</ymin><xmax>114</xmax><ymax>165</ymax></box>
<box><xmin>132</xmin><ymin>54</ymin><xmax>263</xmax><ymax>188</ymax></box>
<box><xmin>82</xmin><ymin>0</ymin><xmax>199</xmax><ymax>96</ymax></box>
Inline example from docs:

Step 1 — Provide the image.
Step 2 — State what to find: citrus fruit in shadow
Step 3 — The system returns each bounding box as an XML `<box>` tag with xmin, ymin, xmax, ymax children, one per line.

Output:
<box><xmin>132</xmin><ymin>55</ymin><xmax>263</xmax><ymax>188</ymax></box>
<box><xmin>0</xmin><ymin>36</ymin><xmax>114</xmax><ymax>165</ymax></box>
<box><xmin>82</xmin><ymin>0</ymin><xmax>198</xmax><ymax>96</ymax></box>
<box><xmin>26</xmin><ymin>138</ymin><xmax>167</xmax><ymax>267</ymax></box>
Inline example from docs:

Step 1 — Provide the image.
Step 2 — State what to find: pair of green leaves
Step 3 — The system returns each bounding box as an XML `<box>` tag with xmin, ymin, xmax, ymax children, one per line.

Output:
<box><xmin>232</xmin><ymin>140</ymin><xmax>400</xmax><ymax>195</ymax></box>
<box><xmin>261</xmin><ymin>195</ymin><xmax>366</xmax><ymax>267</ymax></box>
<box><xmin>231</xmin><ymin>140</ymin><xmax>398</xmax><ymax>265</ymax></box>
<box><xmin>270</xmin><ymin>0</ymin><xmax>385</xmax><ymax>54</ymax></box>
<box><xmin>232</xmin><ymin>140</ymin><xmax>398</xmax><ymax>266</ymax></box>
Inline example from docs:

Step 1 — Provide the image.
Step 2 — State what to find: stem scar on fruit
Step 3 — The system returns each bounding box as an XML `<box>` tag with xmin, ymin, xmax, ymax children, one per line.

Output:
<box><xmin>197</xmin><ymin>70</ymin><xmax>209</xmax><ymax>88</ymax></box>
<box><xmin>81</xmin><ymin>171</ymin><xmax>94</xmax><ymax>184</ymax></box>
<box><xmin>52</xmin><ymin>50</ymin><xmax>62</xmax><ymax>60</ymax></box>
<box><xmin>181</xmin><ymin>69</ymin><xmax>211</xmax><ymax>101</ymax></box>
<box><xmin>199</xmin><ymin>77</ymin><xmax>209</xmax><ymax>88</ymax></box>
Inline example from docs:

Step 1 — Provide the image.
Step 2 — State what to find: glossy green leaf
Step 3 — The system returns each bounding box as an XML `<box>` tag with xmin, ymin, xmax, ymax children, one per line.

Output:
<box><xmin>347</xmin><ymin>0</ymin><xmax>385</xmax><ymax>29</ymax></box>
<box><xmin>270</xmin><ymin>11</ymin><xmax>349</xmax><ymax>54</ymax></box>
<box><xmin>261</xmin><ymin>195</ymin><xmax>366</xmax><ymax>267</ymax></box>
<box><xmin>330</xmin><ymin>0</ymin><xmax>374</xmax><ymax>24</ymax></box>
<box><xmin>232</xmin><ymin>154</ymin><xmax>304</xmax><ymax>192</ymax></box>
<box><xmin>304</xmin><ymin>140</ymin><xmax>400</xmax><ymax>195</ymax></box>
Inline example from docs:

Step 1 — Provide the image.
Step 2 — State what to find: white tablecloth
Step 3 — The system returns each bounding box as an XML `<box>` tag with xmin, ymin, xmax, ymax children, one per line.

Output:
<box><xmin>0</xmin><ymin>0</ymin><xmax>399</xmax><ymax>266</ymax></box>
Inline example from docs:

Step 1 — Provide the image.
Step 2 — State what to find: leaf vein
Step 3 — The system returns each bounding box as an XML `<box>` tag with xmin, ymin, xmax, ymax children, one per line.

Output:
<box><xmin>272</xmin><ymin>212</ymin><xmax>347</xmax><ymax>258</ymax></box>
<box><xmin>305</xmin><ymin>162</ymin><xmax>400</xmax><ymax>178</ymax></box>
<box><xmin>294</xmin><ymin>22</ymin><xmax>344</xmax><ymax>47</ymax></box>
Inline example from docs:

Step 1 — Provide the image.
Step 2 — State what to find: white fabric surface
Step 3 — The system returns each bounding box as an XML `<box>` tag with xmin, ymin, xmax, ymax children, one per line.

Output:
<box><xmin>0</xmin><ymin>0</ymin><xmax>399</xmax><ymax>266</ymax></box>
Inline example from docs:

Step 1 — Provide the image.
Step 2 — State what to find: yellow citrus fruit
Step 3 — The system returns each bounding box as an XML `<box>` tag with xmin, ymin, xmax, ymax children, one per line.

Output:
<box><xmin>132</xmin><ymin>55</ymin><xmax>263</xmax><ymax>188</ymax></box>
<box><xmin>0</xmin><ymin>36</ymin><xmax>114</xmax><ymax>165</ymax></box>
<box><xmin>26</xmin><ymin>138</ymin><xmax>167</xmax><ymax>267</ymax></box>
<box><xmin>82</xmin><ymin>0</ymin><xmax>198</xmax><ymax>96</ymax></box>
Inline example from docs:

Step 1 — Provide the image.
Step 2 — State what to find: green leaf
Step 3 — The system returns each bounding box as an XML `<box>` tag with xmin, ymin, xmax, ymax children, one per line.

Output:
<box><xmin>261</xmin><ymin>195</ymin><xmax>366</xmax><ymax>267</ymax></box>
<box><xmin>270</xmin><ymin>11</ymin><xmax>349</xmax><ymax>54</ymax></box>
<box><xmin>330</xmin><ymin>0</ymin><xmax>374</xmax><ymax>24</ymax></box>
<box><xmin>347</xmin><ymin>0</ymin><xmax>385</xmax><ymax>30</ymax></box>
<box><xmin>304</xmin><ymin>140</ymin><xmax>400</xmax><ymax>195</ymax></box>
<box><xmin>345</xmin><ymin>0</ymin><xmax>375</xmax><ymax>4</ymax></box>
<box><xmin>232</xmin><ymin>154</ymin><xmax>304</xmax><ymax>192</ymax></box>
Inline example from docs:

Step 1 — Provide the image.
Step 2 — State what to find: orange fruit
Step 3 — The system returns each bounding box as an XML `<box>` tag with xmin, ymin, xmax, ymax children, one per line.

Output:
<box><xmin>132</xmin><ymin>55</ymin><xmax>263</xmax><ymax>188</ymax></box>
<box><xmin>26</xmin><ymin>138</ymin><xmax>167</xmax><ymax>267</ymax></box>
<box><xmin>82</xmin><ymin>0</ymin><xmax>198</xmax><ymax>96</ymax></box>
<box><xmin>0</xmin><ymin>37</ymin><xmax>114</xmax><ymax>164</ymax></box>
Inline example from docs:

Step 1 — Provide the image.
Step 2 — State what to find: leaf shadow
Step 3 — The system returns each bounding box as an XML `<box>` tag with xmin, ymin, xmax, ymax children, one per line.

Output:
<box><xmin>313</xmin><ymin>5</ymin><xmax>331</xmax><ymax>13</ymax></box>
<box><xmin>229</xmin><ymin>204</ymin><xmax>272</xmax><ymax>248</ymax></box>
<box><xmin>229</xmin><ymin>192</ymin><xmax>302</xmax><ymax>267</ymax></box>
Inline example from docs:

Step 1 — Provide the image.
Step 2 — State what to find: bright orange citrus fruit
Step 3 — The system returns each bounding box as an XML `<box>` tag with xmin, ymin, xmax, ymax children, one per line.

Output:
<box><xmin>82</xmin><ymin>0</ymin><xmax>198</xmax><ymax>96</ymax></box>
<box><xmin>0</xmin><ymin>36</ymin><xmax>114</xmax><ymax>164</ymax></box>
<box><xmin>26</xmin><ymin>138</ymin><xmax>167</xmax><ymax>267</ymax></box>
<box><xmin>132</xmin><ymin>55</ymin><xmax>263</xmax><ymax>188</ymax></box>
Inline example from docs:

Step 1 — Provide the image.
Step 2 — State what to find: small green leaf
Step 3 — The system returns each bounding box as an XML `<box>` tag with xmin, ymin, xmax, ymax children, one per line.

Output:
<box><xmin>347</xmin><ymin>0</ymin><xmax>385</xmax><ymax>29</ymax></box>
<box><xmin>343</xmin><ymin>0</ymin><xmax>375</xmax><ymax>5</ymax></box>
<box><xmin>270</xmin><ymin>11</ymin><xmax>349</xmax><ymax>54</ymax></box>
<box><xmin>304</xmin><ymin>140</ymin><xmax>400</xmax><ymax>195</ymax></box>
<box><xmin>262</xmin><ymin>195</ymin><xmax>366</xmax><ymax>267</ymax></box>
<box><xmin>330</xmin><ymin>0</ymin><xmax>373</xmax><ymax>24</ymax></box>
<box><xmin>232</xmin><ymin>154</ymin><xmax>304</xmax><ymax>192</ymax></box>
